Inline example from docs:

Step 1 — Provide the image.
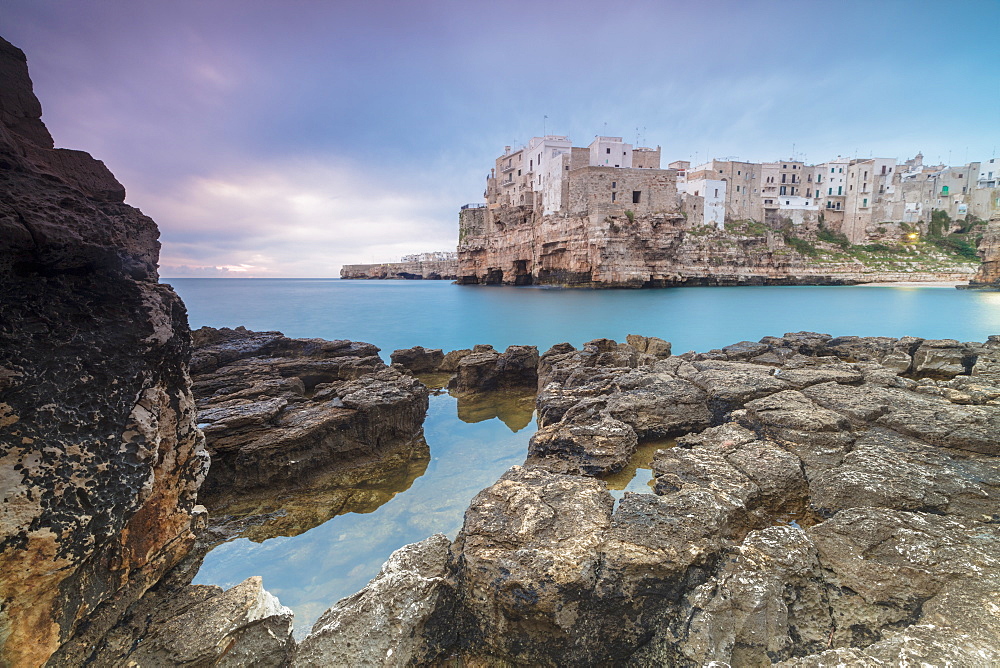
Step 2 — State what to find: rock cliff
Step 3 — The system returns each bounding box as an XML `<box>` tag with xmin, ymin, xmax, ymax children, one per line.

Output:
<box><xmin>458</xmin><ymin>207</ymin><xmax>976</xmax><ymax>287</ymax></box>
<box><xmin>340</xmin><ymin>259</ymin><xmax>458</xmax><ymax>280</ymax></box>
<box><xmin>0</xmin><ymin>36</ymin><xmax>207</xmax><ymax>666</ymax></box>
<box><xmin>970</xmin><ymin>220</ymin><xmax>1000</xmax><ymax>288</ymax></box>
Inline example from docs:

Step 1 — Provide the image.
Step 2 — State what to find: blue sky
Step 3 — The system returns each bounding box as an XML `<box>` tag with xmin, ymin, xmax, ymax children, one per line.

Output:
<box><xmin>5</xmin><ymin>0</ymin><xmax>999</xmax><ymax>276</ymax></box>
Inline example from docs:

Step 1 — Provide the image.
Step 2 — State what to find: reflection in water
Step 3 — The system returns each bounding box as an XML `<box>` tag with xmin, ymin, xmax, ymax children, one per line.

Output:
<box><xmin>194</xmin><ymin>390</ymin><xmax>536</xmax><ymax>638</ymax></box>
<box><xmin>418</xmin><ymin>372</ymin><xmax>538</xmax><ymax>433</ymax></box>
<box><xmin>455</xmin><ymin>390</ymin><xmax>536</xmax><ymax>432</ymax></box>
<box><xmin>602</xmin><ymin>439</ymin><xmax>676</xmax><ymax>500</ymax></box>
<box><xmin>205</xmin><ymin>437</ymin><xmax>431</xmax><ymax>543</ymax></box>
<box><xmin>772</xmin><ymin>506</ymin><xmax>825</xmax><ymax>530</ymax></box>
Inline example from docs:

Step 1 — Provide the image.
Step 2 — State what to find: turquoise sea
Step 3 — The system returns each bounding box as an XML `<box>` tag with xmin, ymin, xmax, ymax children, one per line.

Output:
<box><xmin>168</xmin><ymin>278</ymin><xmax>1000</xmax><ymax>636</ymax></box>
<box><xmin>168</xmin><ymin>279</ymin><xmax>1000</xmax><ymax>357</ymax></box>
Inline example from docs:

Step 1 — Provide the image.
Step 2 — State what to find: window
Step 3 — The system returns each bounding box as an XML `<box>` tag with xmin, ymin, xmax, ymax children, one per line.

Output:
<box><xmin>780</xmin><ymin>186</ymin><xmax>787</xmax><ymax>195</ymax></box>
<box><xmin>694</xmin><ymin>190</ymin><xmax>699</xmax><ymax>196</ymax></box>
<box><xmin>830</xmin><ymin>168</ymin><xmax>835</xmax><ymax>173</ymax></box>
<box><xmin>737</xmin><ymin>170</ymin><xmax>741</xmax><ymax>175</ymax></box>
<box><xmin>838</xmin><ymin>186</ymin><xmax>842</xmax><ymax>195</ymax></box>
<box><xmin>764</xmin><ymin>199</ymin><xmax>773</xmax><ymax>204</ymax></box>
<box><xmin>714</xmin><ymin>188</ymin><xmax>719</xmax><ymax>197</ymax></box>
<box><xmin>815</xmin><ymin>189</ymin><xmax>820</xmax><ymax>197</ymax></box>
<box><xmin>612</xmin><ymin>192</ymin><xmax>617</xmax><ymax>202</ymax></box>
<box><xmin>632</xmin><ymin>190</ymin><xmax>641</xmax><ymax>203</ymax></box>
<box><xmin>863</xmin><ymin>198</ymin><xmax>868</xmax><ymax>207</ymax></box>
<box><xmin>785</xmin><ymin>200</ymin><xmax>790</xmax><ymax>205</ymax></box>
<box><xmin>782</xmin><ymin>174</ymin><xmax>787</xmax><ymax>183</ymax></box>
<box><xmin>517</xmin><ymin>169</ymin><xmax>521</xmax><ymax>176</ymax></box>
<box><xmin>839</xmin><ymin>168</ymin><xmax>843</xmax><ymax>173</ymax></box>
<box><xmin>529</xmin><ymin>160</ymin><xmax>533</xmax><ymax>170</ymax></box>
<box><xmin>612</xmin><ymin>181</ymin><xmax>617</xmax><ymax>188</ymax></box>
<box><xmin>606</xmin><ymin>148</ymin><xmax>611</xmax><ymax>154</ymax></box>
<box><xmin>565</xmin><ymin>165</ymin><xmax>569</xmax><ymax>170</ymax></box>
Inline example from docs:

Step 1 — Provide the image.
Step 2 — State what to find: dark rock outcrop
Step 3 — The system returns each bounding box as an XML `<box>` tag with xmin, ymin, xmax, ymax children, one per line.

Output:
<box><xmin>450</xmin><ymin>344</ymin><xmax>539</xmax><ymax>393</ymax></box>
<box><xmin>390</xmin><ymin>345</ymin><xmax>445</xmax><ymax>374</ymax></box>
<box><xmin>190</xmin><ymin>327</ymin><xmax>429</xmax><ymax>498</ymax></box>
<box><xmin>0</xmin><ymin>37</ymin><xmax>207</xmax><ymax>666</ymax></box>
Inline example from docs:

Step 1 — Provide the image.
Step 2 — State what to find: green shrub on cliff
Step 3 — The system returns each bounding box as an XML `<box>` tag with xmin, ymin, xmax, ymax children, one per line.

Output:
<box><xmin>816</xmin><ymin>225</ymin><xmax>851</xmax><ymax>250</ymax></box>
<box><xmin>784</xmin><ymin>235</ymin><xmax>818</xmax><ymax>257</ymax></box>
<box><xmin>929</xmin><ymin>234</ymin><xmax>980</xmax><ymax>261</ymax></box>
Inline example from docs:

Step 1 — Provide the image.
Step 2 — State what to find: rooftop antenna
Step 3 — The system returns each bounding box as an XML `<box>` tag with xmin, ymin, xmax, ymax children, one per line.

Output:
<box><xmin>603</xmin><ymin>121</ymin><xmax>608</xmax><ymax>135</ymax></box>
<box><xmin>792</xmin><ymin>143</ymin><xmax>796</xmax><ymax>161</ymax></box>
<box><xmin>543</xmin><ymin>115</ymin><xmax>548</xmax><ymax>136</ymax></box>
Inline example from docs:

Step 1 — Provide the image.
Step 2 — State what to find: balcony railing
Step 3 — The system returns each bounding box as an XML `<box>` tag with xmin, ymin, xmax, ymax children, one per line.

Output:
<box><xmin>461</xmin><ymin>203</ymin><xmax>486</xmax><ymax>210</ymax></box>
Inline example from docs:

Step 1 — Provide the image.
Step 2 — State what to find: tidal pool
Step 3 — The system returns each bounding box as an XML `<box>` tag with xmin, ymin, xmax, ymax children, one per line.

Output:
<box><xmin>193</xmin><ymin>386</ymin><xmax>537</xmax><ymax>637</ymax></box>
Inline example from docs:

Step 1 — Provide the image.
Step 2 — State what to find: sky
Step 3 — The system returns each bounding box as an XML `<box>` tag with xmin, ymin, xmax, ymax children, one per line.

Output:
<box><xmin>5</xmin><ymin>0</ymin><xmax>1000</xmax><ymax>277</ymax></box>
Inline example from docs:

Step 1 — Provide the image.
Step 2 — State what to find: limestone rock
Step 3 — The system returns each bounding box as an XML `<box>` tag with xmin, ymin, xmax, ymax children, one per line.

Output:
<box><xmin>431</xmin><ymin>332</ymin><xmax>1000</xmax><ymax>665</ymax></box>
<box><xmin>294</xmin><ymin>534</ymin><xmax>453</xmax><ymax>667</ymax></box>
<box><xmin>438</xmin><ymin>348</ymin><xmax>473</xmax><ymax>372</ymax></box>
<box><xmin>970</xmin><ymin>220</ymin><xmax>1000</xmax><ymax>288</ymax></box>
<box><xmin>191</xmin><ymin>327</ymin><xmax>429</xmax><ymax>496</ymax></box>
<box><xmin>108</xmin><ymin>576</ymin><xmax>293</xmax><ymax>667</ymax></box>
<box><xmin>390</xmin><ymin>345</ymin><xmax>444</xmax><ymax>374</ymax></box>
<box><xmin>450</xmin><ymin>344</ymin><xmax>539</xmax><ymax>392</ymax></box>
<box><xmin>0</xmin><ymin>36</ymin><xmax>206</xmax><ymax>666</ymax></box>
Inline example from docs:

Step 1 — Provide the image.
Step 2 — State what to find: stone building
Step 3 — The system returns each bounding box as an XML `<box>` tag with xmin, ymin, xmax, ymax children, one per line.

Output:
<box><xmin>462</xmin><ymin>131</ymin><xmax>1000</xmax><ymax>287</ymax></box>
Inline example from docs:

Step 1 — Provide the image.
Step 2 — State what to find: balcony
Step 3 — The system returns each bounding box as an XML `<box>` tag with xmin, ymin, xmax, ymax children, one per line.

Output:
<box><xmin>461</xmin><ymin>203</ymin><xmax>486</xmax><ymax>210</ymax></box>
<box><xmin>501</xmin><ymin>163</ymin><xmax>516</xmax><ymax>173</ymax></box>
<box><xmin>500</xmin><ymin>176</ymin><xmax>514</xmax><ymax>187</ymax></box>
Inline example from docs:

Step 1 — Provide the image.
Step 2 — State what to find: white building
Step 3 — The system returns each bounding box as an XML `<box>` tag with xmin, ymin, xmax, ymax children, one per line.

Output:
<box><xmin>589</xmin><ymin>136</ymin><xmax>633</xmax><ymax>168</ymax></box>
<box><xmin>979</xmin><ymin>158</ymin><xmax>998</xmax><ymax>189</ymax></box>
<box><xmin>679</xmin><ymin>178</ymin><xmax>726</xmax><ymax>228</ymax></box>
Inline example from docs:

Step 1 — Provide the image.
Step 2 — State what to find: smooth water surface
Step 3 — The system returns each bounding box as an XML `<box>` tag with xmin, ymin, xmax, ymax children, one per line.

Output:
<box><xmin>193</xmin><ymin>390</ymin><xmax>535</xmax><ymax>636</ymax></box>
<box><xmin>167</xmin><ymin>279</ymin><xmax>1000</xmax><ymax>357</ymax></box>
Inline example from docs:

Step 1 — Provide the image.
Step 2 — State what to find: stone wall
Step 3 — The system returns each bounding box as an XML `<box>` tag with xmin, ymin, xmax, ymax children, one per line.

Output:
<box><xmin>566</xmin><ymin>166</ymin><xmax>679</xmax><ymax>218</ymax></box>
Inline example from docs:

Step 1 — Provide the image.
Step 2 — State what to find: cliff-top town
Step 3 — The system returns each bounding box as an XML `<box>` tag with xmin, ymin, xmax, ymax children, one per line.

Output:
<box><xmin>342</xmin><ymin>131</ymin><xmax>1000</xmax><ymax>287</ymax></box>
<box><xmin>478</xmin><ymin>133</ymin><xmax>999</xmax><ymax>239</ymax></box>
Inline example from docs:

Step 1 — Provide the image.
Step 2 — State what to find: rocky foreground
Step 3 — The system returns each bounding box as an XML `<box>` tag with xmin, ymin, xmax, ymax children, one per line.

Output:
<box><xmin>286</xmin><ymin>332</ymin><xmax>1000</xmax><ymax>667</ymax></box>
<box><xmin>159</xmin><ymin>331</ymin><xmax>1000</xmax><ymax>667</ymax></box>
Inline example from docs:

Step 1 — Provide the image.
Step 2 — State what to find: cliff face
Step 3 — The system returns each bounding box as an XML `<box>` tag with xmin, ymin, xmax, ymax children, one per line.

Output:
<box><xmin>340</xmin><ymin>259</ymin><xmax>458</xmax><ymax>280</ymax></box>
<box><xmin>458</xmin><ymin>208</ymin><xmax>976</xmax><ymax>287</ymax></box>
<box><xmin>971</xmin><ymin>221</ymin><xmax>1000</xmax><ymax>288</ymax></box>
<box><xmin>0</xmin><ymin>37</ymin><xmax>206</xmax><ymax>666</ymax></box>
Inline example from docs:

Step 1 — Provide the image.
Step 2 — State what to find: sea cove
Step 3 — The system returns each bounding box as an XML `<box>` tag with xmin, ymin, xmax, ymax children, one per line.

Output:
<box><xmin>169</xmin><ymin>278</ymin><xmax>1000</xmax><ymax>356</ymax></box>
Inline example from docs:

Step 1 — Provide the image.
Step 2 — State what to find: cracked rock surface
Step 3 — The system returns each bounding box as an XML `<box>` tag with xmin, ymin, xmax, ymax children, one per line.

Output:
<box><xmin>321</xmin><ymin>332</ymin><xmax>1000</xmax><ymax>666</ymax></box>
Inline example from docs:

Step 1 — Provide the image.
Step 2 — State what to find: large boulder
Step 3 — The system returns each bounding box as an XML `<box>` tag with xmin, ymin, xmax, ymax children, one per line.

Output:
<box><xmin>0</xmin><ymin>37</ymin><xmax>207</xmax><ymax>666</ymax></box>
<box><xmin>191</xmin><ymin>328</ymin><xmax>430</xmax><ymax>496</ymax></box>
